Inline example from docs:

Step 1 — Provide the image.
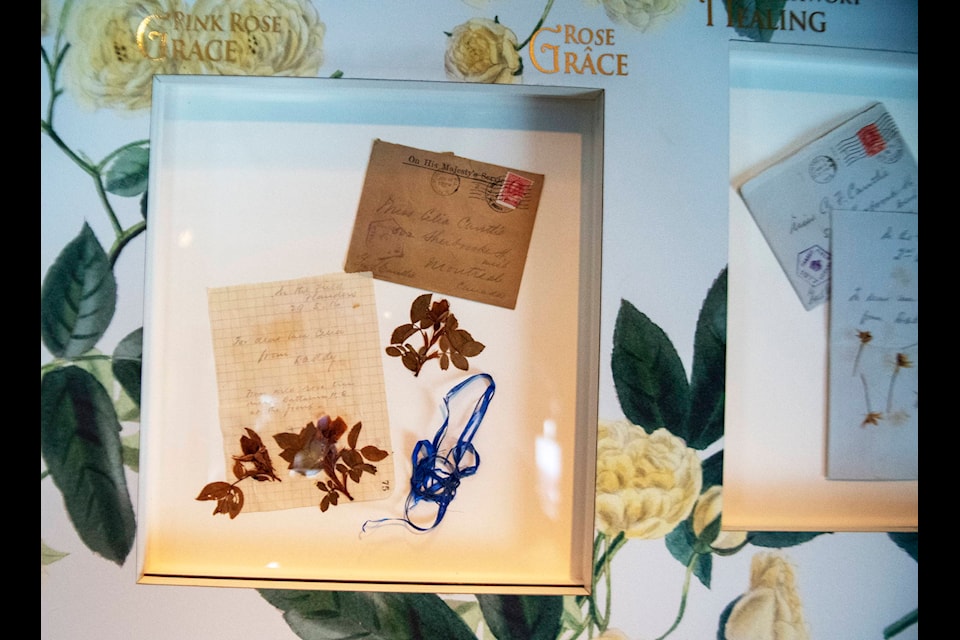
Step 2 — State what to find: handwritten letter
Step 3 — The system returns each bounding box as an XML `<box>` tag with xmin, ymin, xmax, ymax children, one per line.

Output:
<box><xmin>826</xmin><ymin>211</ymin><xmax>918</xmax><ymax>480</ymax></box>
<box><xmin>207</xmin><ymin>272</ymin><xmax>394</xmax><ymax>511</ymax></box>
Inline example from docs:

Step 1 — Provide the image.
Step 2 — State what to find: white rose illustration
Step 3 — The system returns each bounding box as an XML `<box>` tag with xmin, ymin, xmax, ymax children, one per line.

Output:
<box><xmin>595</xmin><ymin>420</ymin><xmax>702</xmax><ymax>539</ymax></box>
<box><xmin>584</xmin><ymin>0</ymin><xmax>686</xmax><ymax>31</ymax></box>
<box><xmin>63</xmin><ymin>0</ymin><xmax>189</xmax><ymax>111</ymax></box>
<box><xmin>692</xmin><ymin>485</ymin><xmax>748</xmax><ymax>551</ymax></box>
<box><xmin>726</xmin><ymin>552</ymin><xmax>811</xmax><ymax>640</ymax></box>
<box><xmin>444</xmin><ymin>17</ymin><xmax>521</xmax><ymax>84</ymax></box>
<box><xmin>190</xmin><ymin>0</ymin><xmax>325</xmax><ymax>76</ymax></box>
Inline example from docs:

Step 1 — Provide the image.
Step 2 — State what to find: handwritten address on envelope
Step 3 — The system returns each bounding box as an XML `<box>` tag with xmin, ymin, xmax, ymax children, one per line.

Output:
<box><xmin>739</xmin><ymin>103</ymin><xmax>918</xmax><ymax>310</ymax></box>
<box><xmin>344</xmin><ymin>139</ymin><xmax>544</xmax><ymax>309</ymax></box>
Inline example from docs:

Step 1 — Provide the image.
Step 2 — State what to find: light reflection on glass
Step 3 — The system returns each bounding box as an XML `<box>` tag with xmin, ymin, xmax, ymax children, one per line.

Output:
<box><xmin>253</xmin><ymin>394</ymin><xmax>281</xmax><ymax>435</ymax></box>
<box><xmin>536</xmin><ymin>419</ymin><xmax>561</xmax><ymax>519</ymax></box>
<box><xmin>177</xmin><ymin>228</ymin><xmax>193</xmax><ymax>248</ymax></box>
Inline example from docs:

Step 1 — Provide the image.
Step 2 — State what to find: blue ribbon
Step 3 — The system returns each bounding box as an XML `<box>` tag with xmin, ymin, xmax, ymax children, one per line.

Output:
<box><xmin>363</xmin><ymin>373</ymin><xmax>495</xmax><ymax>533</ymax></box>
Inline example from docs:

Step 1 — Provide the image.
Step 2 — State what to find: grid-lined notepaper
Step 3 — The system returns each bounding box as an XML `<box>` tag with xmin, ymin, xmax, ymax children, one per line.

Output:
<box><xmin>207</xmin><ymin>272</ymin><xmax>394</xmax><ymax>512</ymax></box>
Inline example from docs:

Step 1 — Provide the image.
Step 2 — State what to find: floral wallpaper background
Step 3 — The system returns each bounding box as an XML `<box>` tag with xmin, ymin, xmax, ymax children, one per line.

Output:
<box><xmin>41</xmin><ymin>1</ymin><xmax>918</xmax><ymax>638</ymax></box>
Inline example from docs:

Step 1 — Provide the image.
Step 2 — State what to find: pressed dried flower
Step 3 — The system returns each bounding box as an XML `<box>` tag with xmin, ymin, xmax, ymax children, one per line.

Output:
<box><xmin>196</xmin><ymin>428</ymin><xmax>280</xmax><ymax>518</ymax></box>
<box><xmin>386</xmin><ymin>293</ymin><xmax>485</xmax><ymax>376</ymax></box>
<box><xmin>275</xmin><ymin>416</ymin><xmax>389</xmax><ymax>511</ymax></box>
<box><xmin>852</xmin><ymin>330</ymin><xmax>873</xmax><ymax>375</ymax></box>
<box><xmin>861</xmin><ymin>411</ymin><xmax>883</xmax><ymax>427</ymax></box>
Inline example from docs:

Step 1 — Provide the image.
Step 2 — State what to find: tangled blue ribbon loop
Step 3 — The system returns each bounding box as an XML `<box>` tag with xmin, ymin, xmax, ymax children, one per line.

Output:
<box><xmin>363</xmin><ymin>373</ymin><xmax>495</xmax><ymax>533</ymax></box>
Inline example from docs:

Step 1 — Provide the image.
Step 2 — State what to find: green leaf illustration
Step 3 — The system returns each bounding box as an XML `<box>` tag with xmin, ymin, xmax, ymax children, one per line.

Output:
<box><xmin>104</xmin><ymin>145</ymin><xmax>149</xmax><ymax>197</ymax></box>
<box><xmin>121</xmin><ymin>432</ymin><xmax>140</xmax><ymax>472</ymax></box>
<box><xmin>258</xmin><ymin>589</ymin><xmax>478</xmax><ymax>640</ymax></box>
<box><xmin>683</xmin><ymin>268</ymin><xmax>727</xmax><ymax>450</ymax></box>
<box><xmin>884</xmin><ymin>608</ymin><xmax>918</xmax><ymax>639</ymax></box>
<box><xmin>476</xmin><ymin>594</ymin><xmax>563</xmax><ymax>640</ymax></box>
<box><xmin>665</xmin><ymin>520</ymin><xmax>712</xmax><ymax>588</ymax></box>
<box><xmin>611</xmin><ymin>298</ymin><xmax>690</xmax><ymax>435</ymax></box>
<box><xmin>717</xmin><ymin>596</ymin><xmax>740</xmax><ymax>640</ymax></box>
<box><xmin>40</xmin><ymin>223</ymin><xmax>117</xmax><ymax>358</ymax></box>
<box><xmin>40</xmin><ymin>366</ymin><xmax>136</xmax><ymax>565</ymax></box>
<box><xmin>63</xmin><ymin>348</ymin><xmax>139</xmax><ymax>423</ymax></box>
<box><xmin>701</xmin><ymin>450</ymin><xmax>724</xmax><ymax>490</ymax></box>
<box><xmin>888</xmin><ymin>532</ymin><xmax>917</xmax><ymax>562</ymax></box>
<box><xmin>746</xmin><ymin>531</ymin><xmax>827</xmax><ymax>548</ymax></box>
<box><xmin>445</xmin><ymin>598</ymin><xmax>487</xmax><ymax>637</ymax></box>
<box><xmin>723</xmin><ymin>0</ymin><xmax>789</xmax><ymax>43</ymax></box>
<box><xmin>112</xmin><ymin>327</ymin><xmax>142</xmax><ymax>408</ymax></box>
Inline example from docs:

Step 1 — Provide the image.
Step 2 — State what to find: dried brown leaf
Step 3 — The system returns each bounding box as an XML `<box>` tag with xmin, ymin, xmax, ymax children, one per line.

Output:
<box><xmin>239</xmin><ymin>428</ymin><xmax>263</xmax><ymax>454</ymax></box>
<box><xmin>208</xmin><ymin>486</ymin><xmax>243</xmax><ymax>519</ymax></box>
<box><xmin>410</xmin><ymin>293</ymin><xmax>433</xmax><ymax>324</ymax></box>
<box><xmin>196</xmin><ymin>481</ymin><xmax>233</xmax><ymax>501</ymax></box>
<box><xmin>451</xmin><ymin>352</ymin><xmax>469</xmax><ymax>371</ymax></box>
<box><xmin>390</xmin><ymin>323</ymin><xmax>417</xmax><ymax>345</ymax></box>
<box><xmin>458</xmin><ymin>340</ymin><xmax>485</xmax><ymax>358</ymax></box>
<box><xmin>273</xmin><ymin>431</ymin><xmax>301</xmax><ymax>451</ymax></box>
<box><xmin>341</xmin><ymin>448</ymin><xmax>362</xmax><ymax>467</ymax></box>
<box><xmin>360</xmin><ymin>446</ymin><xmax>389</xmax><ymax>462</ymax></box>
<box><xmin>348</xmin><ymin>421</ymin><xmax>362</xmax><ymax>449</ymax></box>
<box><xmin>228</xmin><ymin>491</ymin><xmax>244</xmax><ymax>518</ymax></box>
<box><xmin>402</xmin><ymin>352</ymin><xmax>421</xmax><ymax>373</ymax></box>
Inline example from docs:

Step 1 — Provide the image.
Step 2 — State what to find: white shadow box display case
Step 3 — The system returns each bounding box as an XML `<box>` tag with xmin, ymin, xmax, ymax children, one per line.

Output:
<box><xmin>725</xmin><ymin>41</ymin><xmax>918</xmax><ymax>532</ymax></box>
<box><xmin>137</xmin><ymin>76</ymin><xmax>604</xmax><ymax>593</ymax></box>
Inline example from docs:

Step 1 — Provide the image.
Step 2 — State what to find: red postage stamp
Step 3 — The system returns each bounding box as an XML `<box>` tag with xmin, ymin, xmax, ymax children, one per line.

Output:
<box><xmin>496</xmin><ymin>172</ymin><xmax>534</xmax><ymax>209</ymax></box>
<box><xmin>856</xmin><ymin>123</ymin><xmax>887</xmax><ymax>157</ymax></box>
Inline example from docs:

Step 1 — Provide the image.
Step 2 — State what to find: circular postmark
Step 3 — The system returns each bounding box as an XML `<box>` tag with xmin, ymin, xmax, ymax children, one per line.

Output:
<box><xmin>483</xmin><ymin>178</ymin><xmax>511</xmax><ymax>213</ymax></box>
<box><xmin>430</xmin><ymin>170</ymin><xmax>460</xmax><ymax>196</ymax></box>
<box><xmin>808</xmin><ymin>155</ymin><xmax>837</xmax><ymax>184</ymax></box>
<box><xmin>874</xmin><ymin>132</ymin><xmax>905</xmax><ymax>164</ymax></box>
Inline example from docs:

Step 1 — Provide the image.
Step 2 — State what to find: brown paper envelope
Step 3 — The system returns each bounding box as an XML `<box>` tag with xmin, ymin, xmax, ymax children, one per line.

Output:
<box><xmin>344</xmin><ymin>139</ymin><xmax>544</xmax><ymax>309</ymax></box>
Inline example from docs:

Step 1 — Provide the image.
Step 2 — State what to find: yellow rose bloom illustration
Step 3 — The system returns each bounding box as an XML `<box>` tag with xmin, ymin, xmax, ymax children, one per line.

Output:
<box><xmin>726</xmin><ymin>552</ymin><xmax>811</xmax><ymax>640</ymax></box>
<box><xmin>584</xmin><ymin>0</ymin><xmax>686</xmax><ymax>32</ymax></box>
<box><xmin>445</xmin><ymin>17</ymin><xmax>522</xmax><ymax>84</ymax></box>
<box><xmin>189</xmin><ymin>0</ymin><xmax>325</xmax><ymax>76</ymax></box>
<box><xmin>595</xmin><ymin>420</ymin><xmax>702</xmax><ymax>539</ymax></box>
<box><xmin>692</xmin><ymin>485</ymin><xmax>748</xmax><ymax>551</ymax></box>
<box><xmin>63</xmin><ymin>0</ymin><xmax>189</xmax><ymax>111</ymax></box>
